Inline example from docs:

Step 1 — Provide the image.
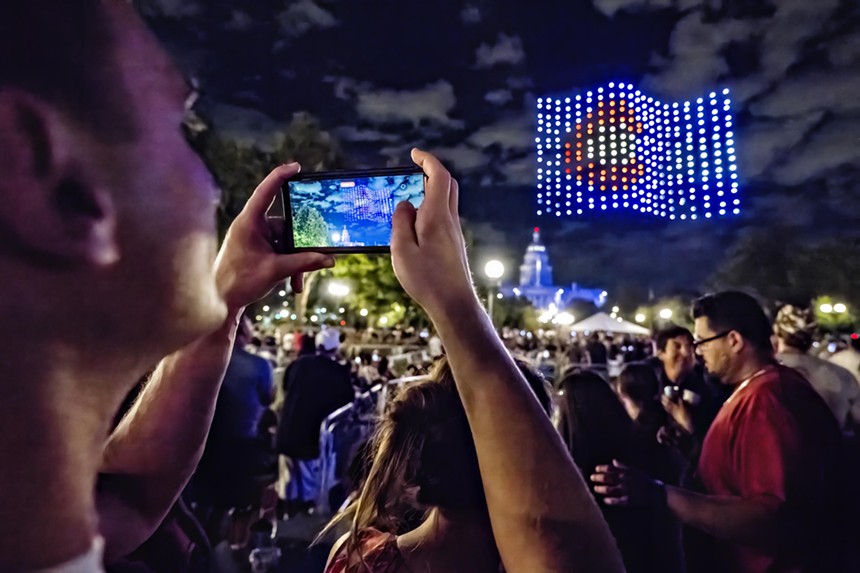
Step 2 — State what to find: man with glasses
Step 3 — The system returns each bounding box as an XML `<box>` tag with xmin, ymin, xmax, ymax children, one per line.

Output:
<box><xmin>593</xmin><ymin>291</ymin><xmax>846</xmax><ymax>573</ymax></box>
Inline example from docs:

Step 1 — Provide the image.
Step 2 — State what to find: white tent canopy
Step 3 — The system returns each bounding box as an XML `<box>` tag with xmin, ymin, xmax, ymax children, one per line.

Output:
<box><xmin>568</xmin><ymin>312</ymin><xmax>651</xmax><ymax>335</ymax></box>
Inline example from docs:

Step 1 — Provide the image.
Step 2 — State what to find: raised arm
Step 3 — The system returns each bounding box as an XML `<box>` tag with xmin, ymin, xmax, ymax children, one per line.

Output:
<box><xmin>390</xmin><ymin>149</ymin><xmax>624</xmax><ymax>573</ymax></box>
<box><xmin>98</xmin><ymin>163</ymin><xmax>333</xmax><ymax>562</ymax></box>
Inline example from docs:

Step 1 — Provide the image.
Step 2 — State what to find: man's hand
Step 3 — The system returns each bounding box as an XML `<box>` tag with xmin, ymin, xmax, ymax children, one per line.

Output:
<box><xmin>591</xmin><ymin>459</ymin><xmax>667</xmax><ymax>508</ymax></box>
<box><xmin>662</xmin><ymin>394</ymin><xmax>695</xmax><ymax>434</ymax></box>
<box><xmin>390</xmin><ymin>149</ymin><xmax>477</xmax><ymax>318</ymax></box>
<box><xmin>214</xmin><ymin>162</ymin><xmax>335</xmax><ymax>312</ymax></box>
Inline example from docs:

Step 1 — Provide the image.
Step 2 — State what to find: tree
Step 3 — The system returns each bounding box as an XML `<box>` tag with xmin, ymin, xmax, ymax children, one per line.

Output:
<box><xmin>710</xmin><ymin>228</ymin><xmax>860</xmax><ymax>313</ymax></box>
<box><xmin>312</xmin><ymin>255</ymin><xmax>427</xmax><ymax>328</ymax></box>
<box><xmin>292</xmin><ymin>205</ymin><xmax>329</xmax><ymax>248</ymax></box>
<box><xmin>188</xmin><ymin>110</ymin><xmax>345</xmax><ymax>238</ymax></box>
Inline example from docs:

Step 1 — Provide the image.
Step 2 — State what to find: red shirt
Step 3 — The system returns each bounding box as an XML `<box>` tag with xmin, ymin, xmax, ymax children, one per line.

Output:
<box><xmin>697</xmin><ymin>365</ymin><xmax>842</xmax><ymax>573</ymax></box>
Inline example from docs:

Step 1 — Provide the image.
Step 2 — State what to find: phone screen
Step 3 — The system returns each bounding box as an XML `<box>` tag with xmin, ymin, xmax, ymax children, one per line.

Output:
<box><xmin>284</xmin><ymin>168</ymin><xmax>424</xmax><ymax>253</ymax></box>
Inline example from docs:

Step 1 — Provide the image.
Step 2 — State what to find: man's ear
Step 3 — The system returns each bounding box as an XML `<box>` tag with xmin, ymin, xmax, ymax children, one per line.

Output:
<box><xmin>726</xmin><ymin>330</ymin><xmax>745</xmax><ymax>355</ymax></box>
<box><xmin>0</xmin><ymin>89</ymin><xmax>119</xmax><ymax>267</ymax></box>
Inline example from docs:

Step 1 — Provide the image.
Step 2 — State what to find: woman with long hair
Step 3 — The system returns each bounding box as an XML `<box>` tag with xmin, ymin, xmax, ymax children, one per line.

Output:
<box><xmin>321</xmin><ymin>358</ymin><xmax>553</xmax><ymax>572</ymax></box>
<box><xmin>557</xmin><ymin>370</ymin><xmax>685</xmax><ymax>573</ymax></box>
<box><xmin>319</xmin><ymin>149</ymin><xmax>625</xmax><ymax>573</ymax></box>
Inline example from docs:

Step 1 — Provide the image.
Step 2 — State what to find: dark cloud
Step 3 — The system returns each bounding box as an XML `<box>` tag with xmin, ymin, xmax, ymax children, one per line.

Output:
<box><xmin>138</xmin><ymin>0</ymin><xmax>860</xmax><ymax>298</ymax></box>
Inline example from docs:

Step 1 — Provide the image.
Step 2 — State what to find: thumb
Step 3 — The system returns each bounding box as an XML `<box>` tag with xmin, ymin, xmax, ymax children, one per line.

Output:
<box><xmin>391</xmin><ymin>200</ymin><xmax>419</xmax><ymax>253</ymax></box>
<box><xmin>270</xmin><ymin>252</ymin><xmax>335</xmax><ymax>282</ymax></box>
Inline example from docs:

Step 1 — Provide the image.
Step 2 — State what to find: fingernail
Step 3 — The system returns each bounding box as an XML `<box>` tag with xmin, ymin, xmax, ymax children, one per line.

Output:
<box><xmin>284</xmin><ymin>162</ymin><xmax>300</xmax><ymax>170</ymax></box>
<box><xmin>324</xmin><ymin>257</ymin><xmax>336</xmax><ymax>268</ymax></box>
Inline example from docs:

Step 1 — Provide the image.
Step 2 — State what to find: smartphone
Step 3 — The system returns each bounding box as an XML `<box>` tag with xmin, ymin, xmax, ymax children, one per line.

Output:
<box><xmin>282</xmin><ymin>167</ymin><xmax>425</xmax><ymax>253</ymax></box>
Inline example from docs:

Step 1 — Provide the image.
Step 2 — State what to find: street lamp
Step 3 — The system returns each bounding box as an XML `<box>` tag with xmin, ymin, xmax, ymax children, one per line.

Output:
<box><xmin>820</xmin><ymin>303</ymin><xmax>833</xmax><ymax>314</ymax></box>
<box><xmin>554</xmin><ymin>312</ymin><xmax>576</xmax><ymax>326</ymax></box>
<box><xmin>833</xmin><ymin>303</ymin><xmax>847</xmax><ymax>314</ymax></box>
<box><xmin>659</xmin><ymin>308</ymin><xmax>673</xmax><ymax>320</ymax></box>
<box><xmin>635</xmin><ymin>313</ymin><xmax>647</xmax><ymax>324</ymax></box>
<box><xmin>484</xmin><ymin>260</ymin><xmax>505</xmax><ymax>326</ymax></box>
<box><xmin>328</xmin><ymin>282</ymin><xmax>350</xmax><ymax>298</ymax></box>
<box><xmin>485</xmin><ymin>260</ymin><xmax>505</xmax><ymax>280</ymax></box>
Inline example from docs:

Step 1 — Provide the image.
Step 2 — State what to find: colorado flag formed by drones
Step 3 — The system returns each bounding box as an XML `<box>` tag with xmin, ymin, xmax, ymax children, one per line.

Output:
<box><xmin>536</xmin><ymin>82</ymin><xmax>740</xmax><ymax>220</ymax></box>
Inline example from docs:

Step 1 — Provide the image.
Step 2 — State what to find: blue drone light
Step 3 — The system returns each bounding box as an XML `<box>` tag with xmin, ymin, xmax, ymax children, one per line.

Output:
<box><xmin>535</xmin><ymin>84</ymin><xmax>740</xmax><ymax>220</ymax></box>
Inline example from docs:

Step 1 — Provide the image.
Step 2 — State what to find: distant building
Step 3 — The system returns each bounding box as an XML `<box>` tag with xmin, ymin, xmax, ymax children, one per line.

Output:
<box><xmin>501</xmin><ymin>228</ymin><xmax>606</xmax><ymax>309</ymax></box>
<box><xmin>331</xmin><ymin>225</ymin><xmax>365</xmax><ymax>247</ymax></box>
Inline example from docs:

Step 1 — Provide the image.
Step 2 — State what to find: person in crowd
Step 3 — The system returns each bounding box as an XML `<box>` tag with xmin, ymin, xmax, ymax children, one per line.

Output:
<box><xmin>652</xmin><ymin>326</ymin><xmax>726</xmax><ymax>443</ymax></box>
<box><xmin>615</xmin><ymin>363</ymin><xmax>669</xmax><ymax>441</ymax></box>
<box><xmin>586</xmin><ymin>332</ymin><xmax>609</xmax><ymax>369</ymax></box>
<box><xmin>322</xmin><ymin>150</ymin><xmax>625</xmax><ymax>573</ymax></box>
<box><xmin>277</xmin><ymin>327</ymin><xmax>355</xmax><ymax>515</ymax></box>
<box><xmin>189</xmin><ymin>317</ymin><xmax>276</xmax><ymax>537</ymax></box>
<box><xmin>829</xmin><ymin>334</ymin><xmax>860</xmax><ymax>385</ymax></box>
<box><xmin>774</xmin><ymin>304</ymin><xmax>860</xmax><ymax>432</ymax></box>
<box><xmin>592</xmin><ymin>291</ymin><xmax>847</xmax><ymax>573</ymax></box>
<box><xmin>427</xmin><ymin>332</ymin><xmax>444</xmax><ymax>359</ymax></box>
<box><xmin>322</xmin><ymin>358</ymin><xmax>554</xmax><ymax>572</ymax></box>
<box><xmin>0</xmin><ymin>2</ymin><xmax>334</xmax><ymax>570</ymax></box>
<box><xmin>558</xmin><ymin>370</ymin><xmax>685</xmax><ymax>573</ymax></box>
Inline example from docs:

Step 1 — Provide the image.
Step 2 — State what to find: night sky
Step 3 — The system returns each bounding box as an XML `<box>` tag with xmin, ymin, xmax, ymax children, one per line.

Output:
<box><xmin>138</xmin><ymin>0</ymin><xmax>860</xmax><ymax>298</ymax></box>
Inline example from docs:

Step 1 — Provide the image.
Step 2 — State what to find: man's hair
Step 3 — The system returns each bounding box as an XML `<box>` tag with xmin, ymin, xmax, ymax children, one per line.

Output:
<box><xmin>0</xmin><ymin>2</ymin><xmax>136</xmax><ymax>142</ymax></box>
<box><xmin>655</xmin><ymin>325</ymin><xmax>693</xmax><ymax>352</ymax></box>
<box><xmin>692</xmin><ymin>291</ymin><xmax>773</xmax><ymax>355</ymax></box>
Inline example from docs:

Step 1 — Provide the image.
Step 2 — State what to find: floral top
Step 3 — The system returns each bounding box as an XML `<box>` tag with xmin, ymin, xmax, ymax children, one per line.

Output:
<box><xmin>325</xmin><ymin>528</ymin><xmax>407</xmax><ymax>573</ymax></box>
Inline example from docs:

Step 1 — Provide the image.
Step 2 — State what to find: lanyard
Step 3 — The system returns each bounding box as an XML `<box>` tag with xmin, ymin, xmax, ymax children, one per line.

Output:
<box><xmin>725</xmin><ymin>367</ymin><xmax>768</xmax><ymax>405</ymax></box>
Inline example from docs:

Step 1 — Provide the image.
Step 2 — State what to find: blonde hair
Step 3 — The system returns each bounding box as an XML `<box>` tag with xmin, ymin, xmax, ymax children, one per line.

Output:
<box><xmin>318</xmin><ymin>357</ymin><xmax>552</xmax><ymax>566</ymax></box>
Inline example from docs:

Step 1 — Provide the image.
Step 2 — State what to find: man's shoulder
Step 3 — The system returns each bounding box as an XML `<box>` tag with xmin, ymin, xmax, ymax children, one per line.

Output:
<box><xmin>745</xmin><ymin>365</ymin><xmax>840</xmax><ymax>425</ymax></box>
<box><xmin>818</xmin><ymin>358</ymin><xmax>857</xmax><ymax>383</ymax></box>
<box><xmin>784</xmin><ymin>353</ymin><xmax>855</xmax><ymax>386</ymax></box>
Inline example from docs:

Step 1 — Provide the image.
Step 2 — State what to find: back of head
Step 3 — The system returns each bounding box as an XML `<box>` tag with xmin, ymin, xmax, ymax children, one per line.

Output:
<box><xmin>616</xmin><ymin>363</ymin><xmax>660</xmax><ymax>407</ymax></box>
<box><xmin>332</xmin><ymin>356</ymin><xmax>552</xmax><ymax>537</ymax></box>
<box><xmin>616</xmin><ymin>363</ymin><xmax>666</xmax><ymax>432</ymax></box>
<box><xmin>774</xmin><ymin>304</ymin><xmax>816</xmax><ymax>353</ymax></box>
<box><xmin>655</xmin><ymin>325</ymin><xmax>693</xmax><ymax>353</ymax></box>
<box><xmin>557</xmin><ymin>371</ymin><xmax>634</xmax><ymax>475</ymax></box>
<box><xmin>692</xmin><ymin>291</ymin><xmax>774</xmax><ymax>357</ymax></box>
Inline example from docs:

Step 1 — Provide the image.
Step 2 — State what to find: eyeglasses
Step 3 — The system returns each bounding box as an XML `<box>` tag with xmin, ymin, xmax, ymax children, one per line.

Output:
<box><xmin>692</xmin><ymin>330</ymin><xmax>731</xmax><ymax>349</ymax></box>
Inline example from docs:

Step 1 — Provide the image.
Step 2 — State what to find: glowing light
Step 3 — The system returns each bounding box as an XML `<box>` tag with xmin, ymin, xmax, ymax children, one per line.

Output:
<box><xmin>484</xmin><ymin>259</ymin><xmax>505</xmax><ymax>280</ymax></box>
<box><xmin>554</xmin><ymin>312</ymin><xmax>576</xmax><ymax>326</ymax></box>
<box><xmin>359</xmin><ymin>308</ymin><xmax>369</xmax><ymax>317</ymax></box>
<box><xmin>328</xmin><ymin>282</ymin><xmax>350</xmax><ymax>297</ymax></box>
<box><xmin>635</xmin><ymin>313</ymin><xmax>646</xmax><ymax>324</ymax></box>
<box><xmin>535</xmin><ymin>83</ymin><xmax>740</xmax><ymax>219</ymax></box>
<box><xmin>819</xmin><ymin>303</ymin><xmax>833</xmax><ymax>314</ymax></box>
<box><xmin>659</xmin><ymin>308</ymin><xmax>673</xmax><ymax>320</ymax></box>
<box><xmin>833</xmin><ymin>303</ymin><xmax>847</xmax><ymax>313</ymax></box>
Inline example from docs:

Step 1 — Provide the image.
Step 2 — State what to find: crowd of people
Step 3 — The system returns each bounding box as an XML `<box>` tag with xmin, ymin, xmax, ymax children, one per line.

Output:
<box><xmin>2</xmin><ymin>3</ymin><xmax>860</xmax><ymax>573</ymax></box>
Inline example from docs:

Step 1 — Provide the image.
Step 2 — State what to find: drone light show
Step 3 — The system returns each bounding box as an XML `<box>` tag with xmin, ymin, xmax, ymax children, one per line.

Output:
<box><xmin>535</xmin><ymin>82</ymin><xmax>740</xmax><ymax>220</ymax></box>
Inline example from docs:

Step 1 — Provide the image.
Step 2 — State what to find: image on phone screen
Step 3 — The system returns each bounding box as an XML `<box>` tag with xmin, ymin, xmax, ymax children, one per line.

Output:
<box><xmin>285</xmin><ymin>168</ymin><xmax>424</xmax><ymax>252</ymax></box>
